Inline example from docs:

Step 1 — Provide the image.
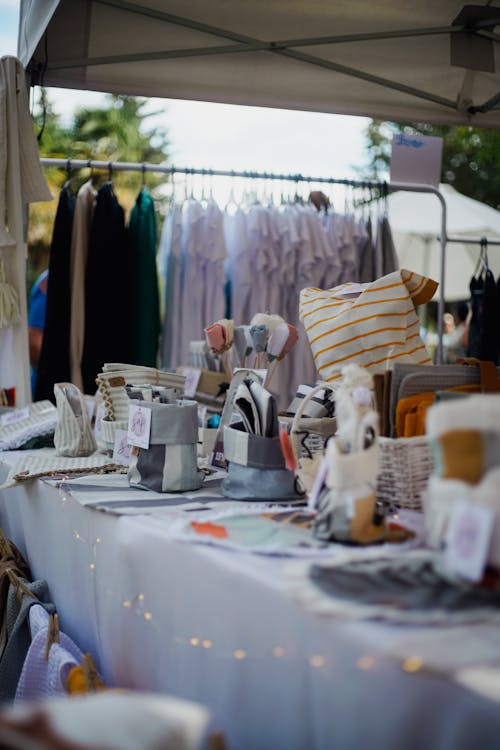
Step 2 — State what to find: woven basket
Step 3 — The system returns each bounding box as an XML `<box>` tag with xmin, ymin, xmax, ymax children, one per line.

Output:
<box><xmin>376</xmin><ymin>435</ymin><xmax>434</xmax><ymax>512</ymax></box>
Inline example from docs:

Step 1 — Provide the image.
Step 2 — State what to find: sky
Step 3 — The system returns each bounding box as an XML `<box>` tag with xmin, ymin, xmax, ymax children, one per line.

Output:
<box><xmin>0</xmin><ymin>0</ymin><xmax>372</xmax><ymax>184</ymax></box>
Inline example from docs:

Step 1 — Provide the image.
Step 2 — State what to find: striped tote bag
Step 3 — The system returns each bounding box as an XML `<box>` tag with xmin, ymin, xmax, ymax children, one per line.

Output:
<box><xmin>299</xmin><ymin>269</ymin><xmax>437</xmax><ymax>384</ymax></box>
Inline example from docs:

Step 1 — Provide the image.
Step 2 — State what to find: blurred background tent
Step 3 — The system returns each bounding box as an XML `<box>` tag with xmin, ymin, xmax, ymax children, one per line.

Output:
<box><xmin>389</xmin><ymin>183</ymin><xmax>500</xmax><ymax>300</ymax></box>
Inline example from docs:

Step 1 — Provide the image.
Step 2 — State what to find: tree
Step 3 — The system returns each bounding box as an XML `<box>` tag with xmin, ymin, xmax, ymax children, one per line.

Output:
<box><xmin>28</xmin><ymin>91</ymin><xmax>170</xmax><ymax>289</ymax></box>
<box><xmin>361</xmin><ymin>120</ymin><xmax>500</xmax><ymax>209</ymax></box>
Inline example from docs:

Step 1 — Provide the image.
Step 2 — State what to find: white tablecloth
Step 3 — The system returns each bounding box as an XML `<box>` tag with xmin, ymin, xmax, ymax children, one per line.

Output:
<box><xmin>1</xmin><ymin>454</ymin><xmax>500</xmax><ymax>749</ymax></box>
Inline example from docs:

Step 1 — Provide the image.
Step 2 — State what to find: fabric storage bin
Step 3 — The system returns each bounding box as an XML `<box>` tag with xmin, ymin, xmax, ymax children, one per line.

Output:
<box><xmin>128</xmin><ymin>400</ymin><xmax>203</xmax><ymax>492</ymax></box>
<box><xmin>222</xmin><ymin>424</ymin><xmax>303</xmax><ymax>501</ymax></box>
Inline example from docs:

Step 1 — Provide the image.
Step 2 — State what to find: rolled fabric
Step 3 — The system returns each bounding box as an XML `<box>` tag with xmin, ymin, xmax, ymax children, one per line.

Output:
<box><xmin>233</xmin><ymin>325</ymin><xmax>253</xmax><ymax>362</ymax></box>
<box><xmin>278</xmin><ymin>324</ymin><xmax>299</xmax><ymax>360</ymax></box>
<box><xmin>204</xmin><ymin>322</ymin><xmax>227</xmax><ymax>354</ymax></box>
<box><xmin>250</xmin><ymin>324</ymin><xmax>268</xmax><ymax>353</ymax></box>
<box><xmin>267</xmin><ymin>322</ymin><xmax>290</xmax><ymax>362</ymax></box>
<box><xmin>220</xmin><ymin>318</ymin><xmax>234</xmax><ymax>348</ymax></box>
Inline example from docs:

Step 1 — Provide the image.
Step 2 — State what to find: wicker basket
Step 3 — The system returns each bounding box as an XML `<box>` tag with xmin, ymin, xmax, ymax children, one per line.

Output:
<box><xmin>376</xmin><ymin>435</ymin><xmax>434</xmax><ymax>512</ymax></box>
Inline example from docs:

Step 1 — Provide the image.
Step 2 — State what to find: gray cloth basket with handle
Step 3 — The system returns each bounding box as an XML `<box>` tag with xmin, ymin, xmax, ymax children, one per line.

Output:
<box><xmin>128</xmin><ymin>400</ymin><xmax>203</xmax><ymax>492</ymax></box>
<box><xmin>222</xmin><ymin>425</ymin><xmax>304</xmax><ymax>502</ymax></box>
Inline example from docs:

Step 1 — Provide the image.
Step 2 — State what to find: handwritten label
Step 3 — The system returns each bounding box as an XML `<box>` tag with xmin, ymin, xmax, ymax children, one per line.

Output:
<box><xmin>127</xmin><ymin>403</ymin><xmax>151</xmax><ymax>449</ymax></box>
<box><xmin>1</xmin><ymin>407</ymin><xmax>30</xmax><ymax>427</ymax></box>
<box><xmin>181</xmin><ymin>367</ymin><xmax>202</xmax><ymax>399</ymax></box>
<box><xmin>390</xmin><ymin>133</ymin><xmax>443</xmax><ymax>188</ymax></box>
<box><xmin>445</xmin><ymin>501</ymin><xmax>494</xmax><ymax>582</ymax></box>
<box><xmin>112</xmin><ymin>429</ymin><xmax>132</xmax><ymax>466</ymax></box>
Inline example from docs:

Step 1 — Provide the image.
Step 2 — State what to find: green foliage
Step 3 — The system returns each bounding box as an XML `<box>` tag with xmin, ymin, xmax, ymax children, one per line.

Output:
<box><xmin>361</xmin><ymin>120</ymin><xmax>500</xmax><ymax>209</ymax></box>
<box><xmin>29</xmin><ymin>91</ymin><xmax>170</xmax><ymax>276</ymax></box>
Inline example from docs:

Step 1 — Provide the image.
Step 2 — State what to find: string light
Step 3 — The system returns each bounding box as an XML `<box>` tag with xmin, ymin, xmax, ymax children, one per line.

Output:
<box><xmin>309</xmin><ymin>655</ymin><xmax>325</xmax><ymax>668</ymax></box>
<box><xmin>272</xmin><ymin>646</ymin><xmax>285</xmax><ymax>658</ymax></box>
<box><xmin>357</xmin><ymin>656</ymin><xmax>375</xmax><ymax>671</ymax></box>
<box><xmin>144</xmin><ymin>612</ymin><xmax>153</xmax><ymax>621</ymax></box>
<box><xmin>402</xmin><ymin>656</ymin><xmax>423</xmax><ymax>673</ymax></box>
<box><xmin>202</xmin><ymin>640</ymin><xmax>213</xmax><ymax>649</ymax></box>
<box><xmin>233</xmin><ymin>649</ymin><xmax>247</xmax><ymax>660</ymax></box>
<box><xmin>190</xmin><ymin>637</ymin><xmax>200</xmax><ymax>646</ymax></box>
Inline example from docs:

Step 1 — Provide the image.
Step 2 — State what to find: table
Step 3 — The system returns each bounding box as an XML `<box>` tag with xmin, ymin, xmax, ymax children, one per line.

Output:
<box><xmin>1</xmin><ymin>453</ymin><xmax>500</xmax><ymax>750</ymax></box>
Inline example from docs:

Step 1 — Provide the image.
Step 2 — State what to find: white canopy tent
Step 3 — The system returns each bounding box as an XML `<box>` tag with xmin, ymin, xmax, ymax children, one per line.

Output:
<box><xmin>5</xmin><ymin>1</ymin><xmax>500</xmax><ymax>404</ymax></box>
<box><xmin>18</xmin><ymin>0</ymin><xmax>500</xmax><ymax>127</ymax></box>
<box><xmin>389</xmin><ymin>183</ymin><xmax>500</xmax><ymax>300</ymax></box>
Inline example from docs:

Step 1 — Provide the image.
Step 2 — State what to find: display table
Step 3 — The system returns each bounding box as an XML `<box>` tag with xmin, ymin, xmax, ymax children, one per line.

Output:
<box><xmin>1</xmin><ymin>452</ymin><xmax>500</xmax><ymax>750</ymax></box>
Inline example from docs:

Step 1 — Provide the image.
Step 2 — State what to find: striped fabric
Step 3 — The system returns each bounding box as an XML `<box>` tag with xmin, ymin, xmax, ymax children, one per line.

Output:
<box><xmin>0</xmin><ymin>401</ymin><xmax>57</xmax><ymax>451</ymax></box>
<box><xmin>299</xmin><ymin>269</ymin><xmax>437</xmax><ymax>383</ymax></box>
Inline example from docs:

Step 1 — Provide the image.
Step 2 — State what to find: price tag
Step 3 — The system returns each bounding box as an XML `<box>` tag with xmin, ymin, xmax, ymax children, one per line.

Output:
<box><xmin>94</xmin><ymin>404</ymin><xmax>106</xmax><ymax>440</ymax></box>
<box><xmin>181</xmin><ymin>367</ymin><xmax>202</xmax><ymax>399</ymax></box>
<box><xmin>445</xmin><ymin>501</ymin><xmax>495</xmax><ymax>582</ymax></box>
<box><xmin>112</xmin><ymin>429</ymin><xmax>131</xmax><ymax>466</ymax></box>
<box><xmin>127</xmin><ymin>403</ymin><xmax>152</xmax><ymax>449</ymax></box>
<box><xmin>1</xmin><ymin>407</ymin><xmax>30</xmax><ymax>427</ymax></box>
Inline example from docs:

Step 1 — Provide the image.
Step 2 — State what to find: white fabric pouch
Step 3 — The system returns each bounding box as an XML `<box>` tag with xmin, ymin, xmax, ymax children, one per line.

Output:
<box><xmin>54</xmin><ymin>383</ymin><xmax>97</xmax><ymax>457</ymax></box>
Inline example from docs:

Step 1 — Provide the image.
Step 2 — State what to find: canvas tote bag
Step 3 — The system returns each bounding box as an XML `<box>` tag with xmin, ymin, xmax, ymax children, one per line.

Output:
<box><xmin>299</xmin><ymin>269</ymin><xmax>437</xmax><ymax>384</ymax></box>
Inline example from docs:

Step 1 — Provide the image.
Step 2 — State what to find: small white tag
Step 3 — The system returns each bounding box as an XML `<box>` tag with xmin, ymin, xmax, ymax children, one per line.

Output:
<box><xmin>445</xmin><ymin>501</ymin><xmax>495</xmax><ymax>582</ymax></box>
<box><xmin>308</xmin><ymin>454</ymin><xmax>329</xmax><ymax>511</ymax></box>
<box><xmin>112</xmin><ymin>429</ymin><xmax>131</xmax><ymax>466</ymax></box>
<box><xmin>181</xmin><ymin>367</ymin><xmax>202</xmax><ymax>399</ymax></box>
<box><xmin>1</xmin><ymin>407</ymin><xmax>30</xmax><ymax>427</ymax></box>
<box><xmin>127</xmin><ymin>403</ymin><xmax>152</xmax><ymax>449</ymax></box>
<box><xmin>94</xmin><ymin>404</ymin><xmax>106</xmax><ymax>440</ymax></box>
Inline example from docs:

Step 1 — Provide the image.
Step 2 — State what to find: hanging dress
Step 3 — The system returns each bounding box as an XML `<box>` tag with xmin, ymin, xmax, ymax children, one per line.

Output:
<box><xmin>34</xmin><ymin>186</ymin><xmax>75</xmax><ymax>402</ymax></box>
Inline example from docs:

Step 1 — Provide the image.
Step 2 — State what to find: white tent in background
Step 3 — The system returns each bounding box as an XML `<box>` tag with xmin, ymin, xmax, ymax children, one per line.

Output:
<box><xmin>388</xmin><ymin>183</ymin><xmax>500</xmax><ymax>301</ymax></box>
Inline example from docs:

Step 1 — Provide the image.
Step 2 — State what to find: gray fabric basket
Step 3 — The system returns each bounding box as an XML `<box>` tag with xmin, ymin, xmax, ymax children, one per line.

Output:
<box><xmin>128</xmin><ymin>400</ymin><xmax>203</xmax><ymax>493</ymax></box>
<box><xmin>221</xmin><ymin>425</ymin><xmax>304</xmax><ymax>502</ymax></box>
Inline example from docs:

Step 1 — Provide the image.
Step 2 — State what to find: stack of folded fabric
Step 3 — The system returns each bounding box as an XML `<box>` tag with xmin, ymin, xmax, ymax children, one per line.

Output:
<box><xmin>95</xmin><ymin>363</ymin><xmax>185</xmax><ymax>452</ymax></box>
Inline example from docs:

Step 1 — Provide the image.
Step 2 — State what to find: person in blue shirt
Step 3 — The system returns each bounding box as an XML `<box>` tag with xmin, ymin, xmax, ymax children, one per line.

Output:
<box><xmin>28</xmin><ymin>269</ymin><xmax>48</xmax><ymax>396</ymax></box>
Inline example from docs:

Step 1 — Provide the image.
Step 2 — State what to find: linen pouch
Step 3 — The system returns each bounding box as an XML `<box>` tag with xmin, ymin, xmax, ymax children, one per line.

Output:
<box><xmin>53</xmin><ymin>383</ymin><xmax>97</xmax><ymax>457</ymax></box>
<box><xmin>299</xmin><ymin>269</ymin><xmax>437</xmax><ymax>384</ymax></box>
<box><xmin>222</xmin><ymin>424</ymin><xmax>304</xmax><ymax>501</ymax></box>
<box><xmin>424</xmin><ymin>395</ymin><xmax>500</xmax><ymax>570</ymax></box>
<box><xmin>128</xmin><ymin>400</ymin><xmax>203</xmax><ymax>492</ymax></box>
<box><xmin>313</xmin><ymin>437</ymin><xmax>386</xmax><ymax>545</ymax></box>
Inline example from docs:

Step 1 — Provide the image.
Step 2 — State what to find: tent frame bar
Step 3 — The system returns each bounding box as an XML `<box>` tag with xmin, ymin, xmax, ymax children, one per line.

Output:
<box><xmin>39</xmin><ymin>157</ymin><xmax>448</xmax><ymax>363</ymax></box>
<box><xmin>41</xmin><ymin>0</ymin><xmax>490</xmax><ymax>114</ymax></box>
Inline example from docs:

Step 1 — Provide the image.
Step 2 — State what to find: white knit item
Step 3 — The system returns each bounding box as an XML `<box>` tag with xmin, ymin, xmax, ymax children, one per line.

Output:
<box><xmin>426</xmin><ymin>394</ymin><xmax>500</xmax><ymax>438</ymax></box>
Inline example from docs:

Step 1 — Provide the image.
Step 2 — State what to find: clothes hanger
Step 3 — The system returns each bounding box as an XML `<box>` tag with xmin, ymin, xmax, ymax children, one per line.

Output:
<box><xmin>63</xmin><ymin>159</ymin><xmax>73</xmax><ymax>192</ymax></box>
<box><xmin>472</xmin><ymin>237</ymin><xmax>490</xmax><ymax>280</ymax></box>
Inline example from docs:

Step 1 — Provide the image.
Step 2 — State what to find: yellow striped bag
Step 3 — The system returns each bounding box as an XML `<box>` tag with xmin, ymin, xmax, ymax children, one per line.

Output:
<box><xmin>299</xmin><ymin>269</ymin><xmax>437</xmax><ymax>384</ymax></box>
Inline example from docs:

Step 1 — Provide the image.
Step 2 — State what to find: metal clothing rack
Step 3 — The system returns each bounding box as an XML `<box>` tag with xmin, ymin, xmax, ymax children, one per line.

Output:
<box><xmin>40</xmin><ymin>157</ymin><xmax>477</xmax><ymax>364</ymax></box>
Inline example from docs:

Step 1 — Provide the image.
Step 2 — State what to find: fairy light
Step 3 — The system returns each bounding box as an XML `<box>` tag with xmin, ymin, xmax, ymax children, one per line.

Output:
<box><xmin>122</xmin><ymin>600</ymin><xmax>132</xmax><ymax>608</ymax></box>
<box><xmin>89</xmin><ymin>563</ymin><xmax>95</xmax><ymax>571</ymax></box>
<box><xmin>233</xmin><ymin>649</ymin><xmax>247</xmax><ymax>660</ymax></box>
<box><xmin>402</xmin><ymin>656</ymin><xmax>423</xmax><ymax>673</ymax></box>
<box><xmin>138</xmin><ymin>593</ymin><xmax>145</xmax><ymax>602</ymax></box>
<box><xmin>357</xmin><ymin>656</ymin><xmax>375</xmax><ymax>671</ymax></box>
<box><xmin>190</xmin><ymin>637</ymin><xmax>200</xmax><ymax>646</ymax></box>
<box><xmin>144</xmin><ymin>612</ymin><xmax>153</xmax><ymax>621</ymax></box>
<box><xmin>202</xmin><ymin>639</ymin><xmax>213</xmax><ymax>649</ymax></box>
<box><xmin>272</xmin><ymin>646</ymin><xmax>285</xmax><ymax>658</ymax></box>
<box><xmin>309</xmin><ymin>655</ymin><xmax>325</xmax><ymax>668</ymax></box>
